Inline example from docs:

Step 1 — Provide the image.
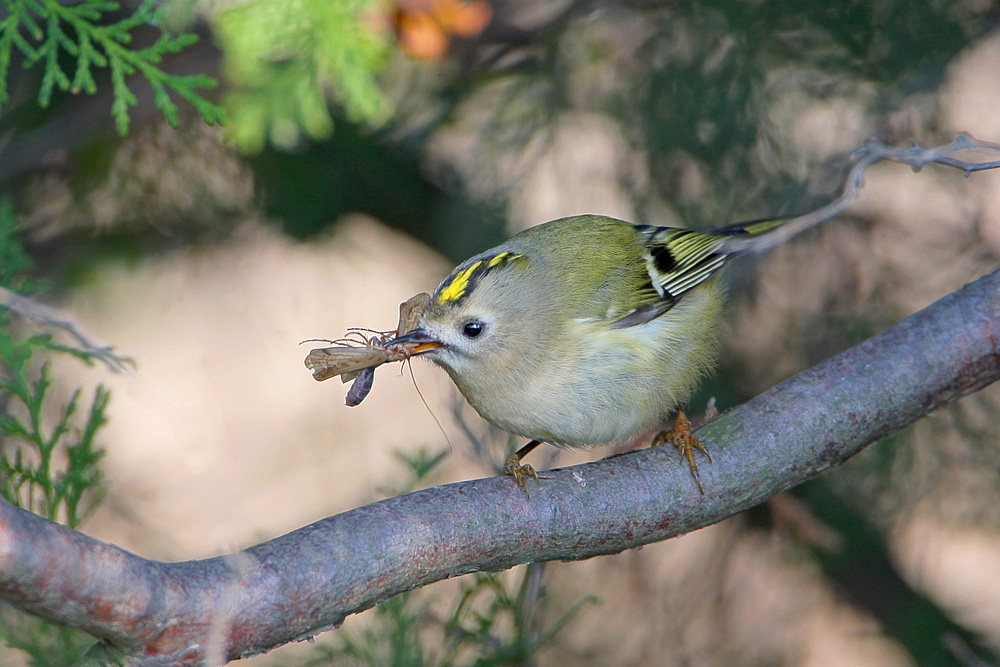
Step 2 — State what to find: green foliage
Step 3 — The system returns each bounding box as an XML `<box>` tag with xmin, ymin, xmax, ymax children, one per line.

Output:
<box><xmin>0</xmin><ymin>336</ymin><xmax>109</xmax><ymax>529</ymax></box>
<box><xmin>0</xmin><ymin>202</ymin><xmax>109</xmax><ymax>529</ymax></box>
<box><xmin>378</xmin><ymin>445</ymin><xmax>451</xmax><ymax>496</ymax></box>
<box><xmin>0</xmin><ymin>0</ymin><xmax>224</xmax><ymax>134</ymax></box>
<box><xmin>0</xmin><ymin>201</ymin><xmax>111</xmax><ymax>663</ymax></box>
<box><xmin>0</xmin><ymin>198</ymin><xmax>34</xmax><ymax>291</ymax></box>
<box><xmin>309</xmin><ymin>567</ymin><xmax>595</xmax><ymax>667</ymax></box>
<box><xmin>0</xmin><ymin>610</ymin><xmax>95</xmax><ymax>667</ymax></box>
<box><xmin>441</xmin><ymin>569</ymin><xmax>596</xmax><ymax>666</ymax></box>
<box><xmin>214</xmin><ymin>0</ymin><xmax>392</xmax><ymax>153</ymax></box>
<box><xmin>320</xmin><ymin>594</ymin><xmax>427</xmax><ymax>667</ymax></box>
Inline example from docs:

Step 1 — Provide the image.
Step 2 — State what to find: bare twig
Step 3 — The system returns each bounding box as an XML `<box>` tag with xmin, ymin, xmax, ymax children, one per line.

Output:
<box><xmin>721</xmin><ymin>133</ymin><xmax>1000</xmax><ymax>254</ymax></box>
<box><xmin>0</xmin><ymin>286</ymin><xmax>134</xmax><ymax>373</ymax></box>
<box><xmin>1</xmin><ymin>266</ymin><xmax>997</xmax><ymax>666</ymax></box>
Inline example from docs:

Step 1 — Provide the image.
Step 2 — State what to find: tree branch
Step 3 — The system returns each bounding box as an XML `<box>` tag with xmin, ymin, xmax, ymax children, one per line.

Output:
<box><xmin>0</xmin><ymin>266</ymin><xmax>998</xmax><ymax>665</ymax></box>
<box><xmin>721</xmin><ymin>133</ymin><xmax>1000</xmax><ymax>254</ymax></box>
<box><xmin>0</xmin><ymin>286</ymin><xmax>135</xmax><ymax>373</ymax></box>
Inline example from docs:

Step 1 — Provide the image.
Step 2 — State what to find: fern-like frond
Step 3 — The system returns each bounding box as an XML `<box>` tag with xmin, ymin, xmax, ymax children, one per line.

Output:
<box><xmin>0</xmin><ymin>0</ymin><xmax>224</xmax><ymax>134</ymax></box>
<box><xmin>215</xmin><ymin>0</ymin><xmax>392</xmax><ymax>152</ymax></box>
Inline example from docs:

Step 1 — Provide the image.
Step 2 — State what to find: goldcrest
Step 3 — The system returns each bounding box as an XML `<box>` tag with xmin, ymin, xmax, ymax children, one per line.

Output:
<box><xmin>383</xmin><ymin>213</ymin><xmax>788</xmax><ymax>492</ymax></box>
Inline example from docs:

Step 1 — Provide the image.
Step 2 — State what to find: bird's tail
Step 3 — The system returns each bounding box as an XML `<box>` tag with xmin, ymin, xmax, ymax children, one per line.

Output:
<box><xmin>711</xmin><ymin>216</ymin><xmax>792</xmax><ymax>240</ymax></box>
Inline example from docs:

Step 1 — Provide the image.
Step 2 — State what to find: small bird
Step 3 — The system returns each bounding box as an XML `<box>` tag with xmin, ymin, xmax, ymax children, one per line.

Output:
<box><xmin>384</xmin><ymin>214</ymin><xmax>789</xmax><ymax>493</ymax></box>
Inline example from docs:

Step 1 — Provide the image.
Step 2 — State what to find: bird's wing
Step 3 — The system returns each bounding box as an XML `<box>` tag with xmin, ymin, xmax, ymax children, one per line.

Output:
<box><xmin>614</xmin><ymin>218</ymin><xmax>788</xmax><ymax>329</ymax></box>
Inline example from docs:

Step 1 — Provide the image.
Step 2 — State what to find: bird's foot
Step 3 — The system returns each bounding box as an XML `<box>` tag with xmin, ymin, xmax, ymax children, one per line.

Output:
<box><xmin>503</xmin><ymin>454</ymin><xmax>540</xmax><ymax>496</ymax></box>
<box><xmin>652</xmin><ymin>407</ymin><xmax>711</xmax><ymax>494</ymax></box>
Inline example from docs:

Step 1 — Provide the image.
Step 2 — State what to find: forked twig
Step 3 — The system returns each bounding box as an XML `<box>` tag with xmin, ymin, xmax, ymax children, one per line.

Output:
<box><xmin>0</xmin><ymin>287</ymin><xmax>134</xmax><ymax>373</ymax></box>
<box><xmin>721</xmin><ymin>133</ymin><xmax>1000</xmax><ymax>254</ymax></box>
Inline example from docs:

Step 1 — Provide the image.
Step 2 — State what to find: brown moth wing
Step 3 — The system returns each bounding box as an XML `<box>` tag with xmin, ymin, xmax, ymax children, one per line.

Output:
<box><xmin>396</xmin><ymin>292</ymin><xmax>430</xmax><ymax>337</ymax></box>
<box><xmin>304</xmin><ymin>346</ymin><xmax>390</xmax><ymax>382</ymax></box>
<box><xmin>305</xmin><ymin>292</ymin><xmax>430</xmax><ymax>402</ymax></box>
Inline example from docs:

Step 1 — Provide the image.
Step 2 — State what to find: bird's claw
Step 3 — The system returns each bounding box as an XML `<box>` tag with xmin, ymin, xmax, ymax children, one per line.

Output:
<box><xmin>652</xmin><ymin>407</ymin><xmax>710</xmax><ymax>494</ymax></box>
<box><xmin>503</xmin><ymin>454</ymin><xmax>540</xmax><ymax>496</ymax></box>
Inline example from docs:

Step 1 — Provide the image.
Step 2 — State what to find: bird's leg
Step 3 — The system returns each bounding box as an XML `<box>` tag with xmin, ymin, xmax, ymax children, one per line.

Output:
<box><xmin>651</xmin><ymin>407</ymin><xmax>711</xmax><ymax>493</ymax></box>
<box><xmin>503</xmin><ymin>439</ymin><xmax>542</xmax><ymax>495</ymax></box>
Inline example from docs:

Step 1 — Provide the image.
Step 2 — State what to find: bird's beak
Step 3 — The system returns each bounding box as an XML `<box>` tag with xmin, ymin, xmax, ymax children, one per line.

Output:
<box><xmin>384</xmin><ymin>328</ymin><xmax>444</xmax><ymax>355</ymax></box>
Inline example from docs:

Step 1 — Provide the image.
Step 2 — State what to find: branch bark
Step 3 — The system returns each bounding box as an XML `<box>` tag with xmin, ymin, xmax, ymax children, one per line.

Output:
<box><xmin>1</xmin><ymin>267</ymin><xmax>998</xmax><ymax>665</ymax></box>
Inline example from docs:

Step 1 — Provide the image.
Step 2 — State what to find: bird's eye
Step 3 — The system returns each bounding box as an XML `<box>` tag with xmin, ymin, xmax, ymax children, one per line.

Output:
<box><xmin>462</xmin><ymin>321</ymin><xmax>484</xmax><ymax>338</ymax></box>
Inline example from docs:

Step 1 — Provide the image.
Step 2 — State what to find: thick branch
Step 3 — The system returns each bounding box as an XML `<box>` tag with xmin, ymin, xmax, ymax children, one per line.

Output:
<box><xmin>0</xmin><ymin>268</ymin><xmax>997</xmax><ymax>664</ymax></box>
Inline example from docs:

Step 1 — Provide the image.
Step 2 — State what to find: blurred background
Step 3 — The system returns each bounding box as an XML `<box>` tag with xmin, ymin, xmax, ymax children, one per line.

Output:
<box><xmin>2</xmin><ymin>0</ymin><xmax>1000</xmax><ymax>664</ymax></box>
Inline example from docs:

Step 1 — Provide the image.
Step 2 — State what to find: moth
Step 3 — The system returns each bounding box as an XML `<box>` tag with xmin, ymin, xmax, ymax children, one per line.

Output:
<box><xmin>304</xmin><ymin>292</ymin><xmax>431</xmax><ymax>406</ymax></box>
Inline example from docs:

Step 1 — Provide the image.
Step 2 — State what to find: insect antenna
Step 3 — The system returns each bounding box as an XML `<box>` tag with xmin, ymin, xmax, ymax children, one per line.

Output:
<box><xmin>298</xmin><ymin>337</ymin><xmax>337</xmax><ymax>346</ymax></box>
<box><xmin>405</xmin><ymin>358</ymin><xmax>454</xmax><ymax>452</ymax></box>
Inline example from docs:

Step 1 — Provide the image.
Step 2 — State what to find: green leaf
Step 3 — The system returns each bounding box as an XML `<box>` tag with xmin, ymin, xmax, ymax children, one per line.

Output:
<box><xmin>109</xmin><ymin>57</ymin><xmax>137</xmax><ymax>134</ymax></box>
<box><xmin>0</xmin><ymin>199</ymin><xmax>34</xmax><ymax>288</ymax></box>
<box><xmin>215</xmin><ymin>0</ymin><xmax>392</xmax><ymax>152</ymax></box>
<box><xmin>0</xmin><ymin>0</ymin><xmax>224</xmax><ymax>133</ymax></box>
<box><xmin>0</xmin><ymin>205</ymin><xmax>109</xmax><ymax>531</ymax></box>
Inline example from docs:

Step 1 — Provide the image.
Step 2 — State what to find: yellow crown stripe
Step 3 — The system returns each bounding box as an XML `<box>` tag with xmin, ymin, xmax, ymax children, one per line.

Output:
<box><xmin>488</xmin><ymin>251</ymin><xmax>515</xmax><ymax>267</ymax></box>
<box><xmin>438</xmin><ymin>260</ymin><xmax>484</xmax><ymax>304</ymax></box>
<box><xmin>436</xmin><ymin>251</ymin><xmax>524</xmax><ymax>305</ymax></box>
